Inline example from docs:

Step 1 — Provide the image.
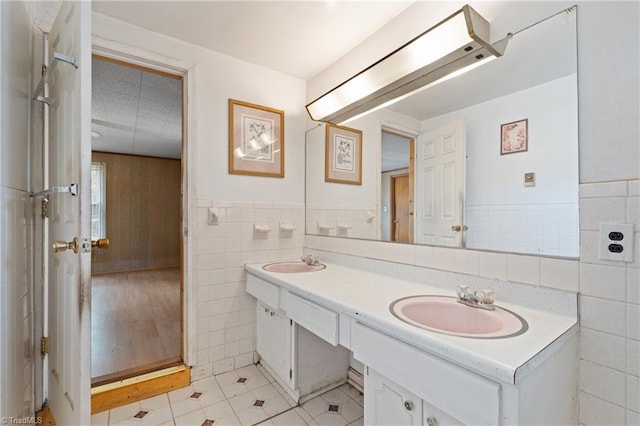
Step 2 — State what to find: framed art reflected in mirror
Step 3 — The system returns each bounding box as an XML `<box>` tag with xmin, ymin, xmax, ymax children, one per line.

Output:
<box><xmin>325</xmin><ymin>123</ymin><xmax>362</xmax><ymax>185</ymax></box>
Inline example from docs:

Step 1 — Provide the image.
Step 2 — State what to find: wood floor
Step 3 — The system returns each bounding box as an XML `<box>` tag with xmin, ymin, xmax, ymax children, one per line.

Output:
<box><xmin>91</xmin><ymin>268</ymin><xmax>181</xmax><ymax>385</ymax></box>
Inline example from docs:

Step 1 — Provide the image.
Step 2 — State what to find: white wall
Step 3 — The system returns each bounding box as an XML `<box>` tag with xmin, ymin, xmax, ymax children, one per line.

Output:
<box><xmin>307</xmin><ymin>1</ymin><xmax>640</xmax><ymax>423</ymax></box>
<box><xmin>0</xmin><ymin>0</ymin><xmax>35</xmax><ymax>420</ymax></box>
<box><xmin>92</xmin><ymin>13</ymin><xmax>307</xmax><ymax>379</ymax></box>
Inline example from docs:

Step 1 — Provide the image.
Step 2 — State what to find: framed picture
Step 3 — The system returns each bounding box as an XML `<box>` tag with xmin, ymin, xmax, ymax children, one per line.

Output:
<box><xmin>325</xmin><ymin>123</ymin><xmax>362</xmax><ymax>185</ymax></box>
<box><xmin>229</xmin><ymin>99</ymin><xmax>284</xmax><ymax>177</ymax></box>
<box><xmin>500</xmin><ymin>118</ymin><xmax>528</xmax><ymax>155</ymax></box>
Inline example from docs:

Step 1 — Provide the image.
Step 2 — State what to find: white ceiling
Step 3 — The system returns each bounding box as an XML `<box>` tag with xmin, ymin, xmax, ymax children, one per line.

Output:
<box><xmin>92</xmin><ymin>58</ymin><xmax>183</xmax><ymax>159</ymax></box>
<box><xmin>92</xmin><ymin>1</ymin><xmax>414</xmax><ymax>81</ymax></box>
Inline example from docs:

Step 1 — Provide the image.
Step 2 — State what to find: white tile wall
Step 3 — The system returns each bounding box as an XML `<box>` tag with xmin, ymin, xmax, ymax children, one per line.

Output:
<box><xmin>578</xmin><ymin>180</ymin><xmax>640</xmax><ymax>425</ymax></box>
<box><xmin>0</xmin><ymin>187</ymin><xmax>34</xmax><ymax>418</ymax></box>
<box><xmin>191</xmin><ymin>200</ymin><xmax>304</xmax><ymax>380</ymax></box>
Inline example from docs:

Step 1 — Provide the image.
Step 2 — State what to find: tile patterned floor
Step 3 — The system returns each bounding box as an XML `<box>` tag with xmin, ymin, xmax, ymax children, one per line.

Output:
<box><xmin>91</xmin><ymin>364</ymin><xmax>363</xmax><ymax>426</ymax></box>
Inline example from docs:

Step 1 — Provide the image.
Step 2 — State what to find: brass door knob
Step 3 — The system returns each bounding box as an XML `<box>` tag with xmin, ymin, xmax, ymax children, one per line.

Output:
<box><xmin>91</xmin><ymin>238</ymin><xmax>110</xmax><ymax>249</ymax></box>
<box><xmin>451</xmin><ymin>225</ymin><xmax>468</xmax><ymax>232</ymax></box>
<box><xmin>52</xmin><ymin>237</ymin><xmax>79</xmax><ymax>254</ymax></box>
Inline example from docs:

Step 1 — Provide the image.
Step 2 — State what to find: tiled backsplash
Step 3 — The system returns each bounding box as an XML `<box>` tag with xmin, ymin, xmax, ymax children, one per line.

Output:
<box><xmin>191</xmin><ymin>200</ymin><xmax>304</xmax><ymax>380</ymax></box>
<box><xmin>304</xmin><ymin>234</ymin><xmax>580</xmax><ymax>293</ymax></box>
<box><xmin>0</xmin><ymin>187</ymin><xmax>34</xmax><ymax>418</ymax></box>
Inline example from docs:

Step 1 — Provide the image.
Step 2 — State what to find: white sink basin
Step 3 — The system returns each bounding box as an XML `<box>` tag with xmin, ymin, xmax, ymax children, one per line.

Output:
<box><xmin>390</xmin><ymin>295</ymin><xmax>528</xmax><ymax>338</ymax></box>
<box><xmin>263</xmin><ymin>261</ymin><xmax>326</xmax><ymax>273</ymax></box>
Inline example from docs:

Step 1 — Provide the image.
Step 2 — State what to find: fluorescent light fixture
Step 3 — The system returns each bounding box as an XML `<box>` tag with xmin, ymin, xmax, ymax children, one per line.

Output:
<box><xmin>306</xmin><ymin>4</ymin><xmax>510</xmax><ymax>124</ymax></box>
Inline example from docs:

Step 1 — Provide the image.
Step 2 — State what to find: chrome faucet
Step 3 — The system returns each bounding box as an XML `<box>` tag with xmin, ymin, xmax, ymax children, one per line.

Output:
<box><xmin>456</xmin><ymin>285</ymin><xmax>495</xmax><ymax>310</ymax></box>
<box><xmin>301</xmin><ymin>254</ymin><xmax>319</xmax><ymax>266</ymax></box>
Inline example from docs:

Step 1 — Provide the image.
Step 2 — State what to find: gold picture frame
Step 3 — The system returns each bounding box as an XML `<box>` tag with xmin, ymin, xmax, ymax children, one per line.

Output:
<box><xmin>325</xmin><ymin>123</ymin><xmax>362</xmax><ymax>185</ymax></box>
<box><xmin>229</xmin><ymin>99</ymin><xmax>284</xmax><ymax>177</ymax></box>
<box><xmin>500</xmin><ymin>118</ymin><xmax>528</xmax><ymax>155</ymax></box>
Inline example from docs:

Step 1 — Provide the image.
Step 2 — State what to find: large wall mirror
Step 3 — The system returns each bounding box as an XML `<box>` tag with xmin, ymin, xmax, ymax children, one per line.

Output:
<box><xmin>306</xmin><ymin>6</ymin><xmax>579</xmax><ymax>258</ymax></box>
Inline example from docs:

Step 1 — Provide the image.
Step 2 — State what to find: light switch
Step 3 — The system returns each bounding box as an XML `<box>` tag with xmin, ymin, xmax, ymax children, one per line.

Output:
<box><xmin>524</xmin><ymin>172</ymin><xmax>535</xmax><ymax>187</ymax></box>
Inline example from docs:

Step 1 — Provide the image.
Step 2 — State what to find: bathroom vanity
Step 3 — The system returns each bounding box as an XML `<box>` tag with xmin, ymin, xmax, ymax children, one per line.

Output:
<box><xmin>245</xmin><ymin>260</ymin><xmax>578</xmax><ymax>425</ymax></box>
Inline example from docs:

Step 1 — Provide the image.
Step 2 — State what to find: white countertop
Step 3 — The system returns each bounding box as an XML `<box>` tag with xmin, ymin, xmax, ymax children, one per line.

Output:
<box><xmin>245</xmin><ymin>260</ymin><xmax>577</xmax><ymax>385</ymax></box>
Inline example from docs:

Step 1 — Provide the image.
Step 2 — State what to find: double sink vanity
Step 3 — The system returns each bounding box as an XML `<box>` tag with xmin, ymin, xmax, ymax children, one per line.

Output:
<box><xmin>245</xmin><ymin>256</ymin><xmax>578</xmax><ymax>425</ymax></box>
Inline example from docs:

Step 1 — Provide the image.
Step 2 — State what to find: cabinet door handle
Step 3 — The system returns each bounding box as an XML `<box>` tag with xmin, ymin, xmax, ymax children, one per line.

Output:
<box><xmin>426</xmin><ymin>416</ymin><xmax>437</xmax><ymax>426</ymax></box>
<box><xmin>270</xmin><ymin>311</ymin><xmax>275</xmax><ymax>317</ymax></box>
<box><xmin>404</xmin><ymin>400</ymin><xmax>414</xmax><ymax>411</ymax></box>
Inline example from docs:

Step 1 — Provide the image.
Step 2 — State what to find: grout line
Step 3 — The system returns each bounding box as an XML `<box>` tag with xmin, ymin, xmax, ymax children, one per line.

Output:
<box><xmin>250</xmin><ymin>406</ymin><xmax>300</xmax><ymax>426</ymax></box>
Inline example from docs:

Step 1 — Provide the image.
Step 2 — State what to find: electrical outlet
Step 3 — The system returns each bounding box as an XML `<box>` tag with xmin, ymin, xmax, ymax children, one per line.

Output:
<box><xmin>599</xmin><ymin>223</ymin><xmax>635</xmax><ymax>262</ymax></box>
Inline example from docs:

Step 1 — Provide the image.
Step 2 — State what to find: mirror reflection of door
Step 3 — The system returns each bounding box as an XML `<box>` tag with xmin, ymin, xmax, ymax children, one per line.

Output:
<box><xmin>416</xmin><ymin>120</ymin><xmax>465</xmax><ymax>247</ymax></box>
<box><xmin>381</xmin><ymin>131</ymin><xmax>414</xmax><ymax>243</ymax></box>
<box><xmin>90</xmin><ymin>56</ymin><xmax>183</xmax><ymax>386</ymax></box>
<box><xmin>391</xmin><ymin>174</ymin><xmax>411</xmax><ymax>242</ymax></box>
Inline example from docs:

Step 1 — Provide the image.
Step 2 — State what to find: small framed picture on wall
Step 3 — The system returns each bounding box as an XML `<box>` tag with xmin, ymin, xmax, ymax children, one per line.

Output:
<box><xmin>325</xmin><ymin>123</ymin><xmax>362</xmax><ymax>185</ymax></box>
<box><xmin>500</xmin><ymin>118</ymin><xmax>528</xmax><ymax>155</ymax></box>
<box><xmin>228</xmin><ymin>99</ymin><xmax>284</xmax><ymax>177</ymax></box>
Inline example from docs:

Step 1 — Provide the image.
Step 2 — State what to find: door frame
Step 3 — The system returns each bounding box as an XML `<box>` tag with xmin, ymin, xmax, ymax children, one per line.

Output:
<box><xmin>90</xmin><ymin>39</ymin><xmax>197</xmax><ymax>370</ymax></box>
<box><xmin>379</xmin><ymin>122</ymin><xmax>417</xmax><ymax>243</ymax></box>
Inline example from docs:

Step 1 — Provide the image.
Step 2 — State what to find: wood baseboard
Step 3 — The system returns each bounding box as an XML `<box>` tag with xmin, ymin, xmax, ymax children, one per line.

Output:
<box><xmin>91</xmin><ymin>365</ymin><xmax>190</xmax><ymax>414</ymax></box>
<box><xmin>92</xmin><ymin>357</ymin><xmax>183</xmax><ymax>387</ymax></box>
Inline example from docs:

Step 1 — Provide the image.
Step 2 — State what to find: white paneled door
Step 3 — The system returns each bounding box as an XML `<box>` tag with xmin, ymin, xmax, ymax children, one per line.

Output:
<box><xmin>416</xmin><ymin>121</ymin><xmax>465</xmax><ymax>247</ymax></box>
<box><xmin>46</xmin><ymin>1</ymin><xmax>92</xmax><ymax>424</ymax></box>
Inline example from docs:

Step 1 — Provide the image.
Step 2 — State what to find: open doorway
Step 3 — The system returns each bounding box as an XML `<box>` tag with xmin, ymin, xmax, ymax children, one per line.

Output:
<box><xmin>381</xmin><ymin>130</ymin><xmax>414</xmax><ymax>243</ymax></box>
<box><xmin>90</xmin><ymin>56</ymin><xmax>183</xmax><ymax>386</ymax></box>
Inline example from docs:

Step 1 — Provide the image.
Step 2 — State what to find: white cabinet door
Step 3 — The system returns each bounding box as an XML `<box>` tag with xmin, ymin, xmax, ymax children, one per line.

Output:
<box><xmin>365</xmin><ymin>368</ymin><xmax>422</xmax><ymax>426</ymax></box>
<box><xmin>256</xmin><ymin>302</ymin><xmax>272</xmax><ymax>362</ymax></box>
<box><xmin>256</xmin><ymin>302</ymin><xmax>292</xmax><ymax>386</ymax></box>
<box><xmin>270</xmin><ymin>308</ymin><xmax>292</xmax><ymax>384</ymax></box>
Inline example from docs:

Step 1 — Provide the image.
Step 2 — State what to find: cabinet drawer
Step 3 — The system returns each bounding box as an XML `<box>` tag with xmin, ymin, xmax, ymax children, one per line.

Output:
<box><xmin>246</xmin><ymin>274</ymin><xmax>280</xmax><ymax>309</ymax></box>
<box><xmin>352</xmin><ymin>322</ymin><xmax>500</xmax><ymax>425</ymax></box>
<box><xmin>286</xmin><ymin>293</ymin><xmax>339</xmax><ymax>346</ymax></box>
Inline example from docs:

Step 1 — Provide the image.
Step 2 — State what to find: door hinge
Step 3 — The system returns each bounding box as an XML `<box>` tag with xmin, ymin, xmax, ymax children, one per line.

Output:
<box><xmin>289</xmin><ymin>369</ymin><xmax>292</xmax><ymax>379</ymax></box>
<box><xmin>41</xmin><ymin>197</ymin><xmax>49</xmax><ymax>219</ymax></box>
<box><xmin>183</xmin><ymin>227</ymin><xmax>188</xmax><ymax>237</ymax></box>
<box><xmin>290</xmin><ymin>319</ymin><xmax>293</xmax><ymax>326</ymax></box>
<box><xmin>41</xmin><ymin>336</ymin><xmax>48</xmax><ymax>355</ymax></box>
